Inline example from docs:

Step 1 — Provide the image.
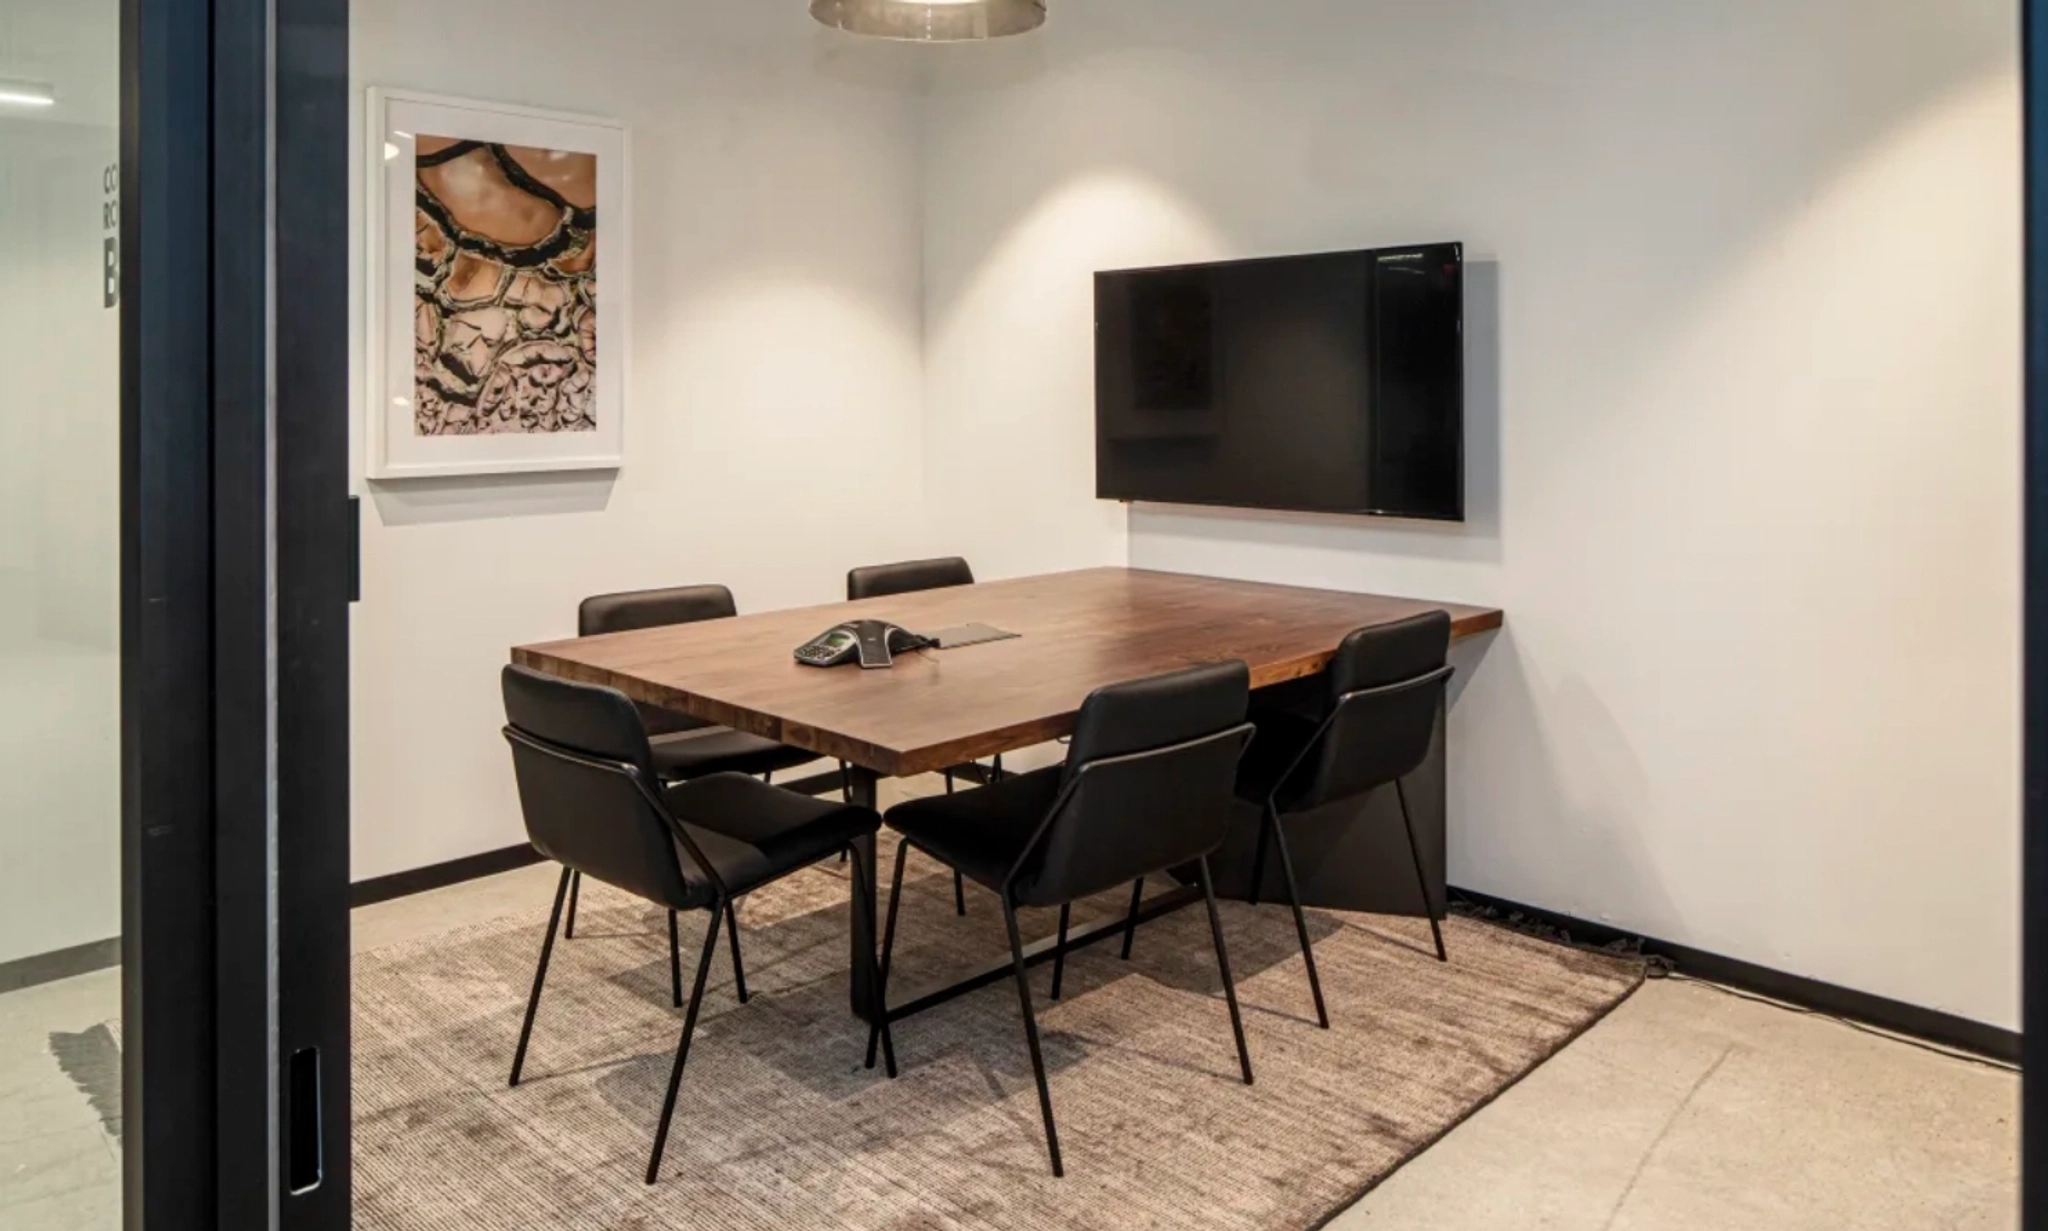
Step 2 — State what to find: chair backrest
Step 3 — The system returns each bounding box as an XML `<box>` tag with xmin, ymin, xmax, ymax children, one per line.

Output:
<box><xmin>576</xmin><ymin>585</ymin><xmax>738</xmax><ymax>736</ymax></box>
<box><xmin>1279</xmin><ymin>611</ymin><xmax>1452</xmax><ymax>812</ymax></box>
<box><xmin>846</xmin><ymin>557</ymin><xmax>974</xmax><ymax>601</ymax></box>
<box><xmin>501</xmin><ymin>665</ymin><xmax>708</xmax><ymax>911</ymax></box>
<box><xmin>579</xmin><ymin>584</ymin><xmax>738</xmax><ymax>636</ymax></box>
<box><xmin>1015</xmin><ymin>662</ymin><xmax>1253</xmax><ymax>907</ymax></box>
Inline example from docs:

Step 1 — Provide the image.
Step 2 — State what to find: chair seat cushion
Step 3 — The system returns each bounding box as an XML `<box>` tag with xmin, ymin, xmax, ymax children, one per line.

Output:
<box><xmin>883</xmin><ymin>766</ymin><xmax>1064</xmax><ymax>895</ymax></box>
<box><xmin>664</xmin><ymin>773</ymin><xmax>880</xmax><ymax>897</ymax></box>
<box><xmin>650</xmin><ymin>728</ymin><xmax>819</xmax><ymax>782</ymax></box>
<box><xmin>1235</xmin><ymin>709</ymin><xmax>1321</xmax><ymax>809</ymax></box>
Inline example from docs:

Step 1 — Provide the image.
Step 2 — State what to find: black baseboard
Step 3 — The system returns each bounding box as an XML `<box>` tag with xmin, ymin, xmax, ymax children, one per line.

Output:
<box><xmin>1450</xmin><ymin>886</ymin><xmax>2019</xmax><ymax>1065</ymax></box>
<box><xmin>0</xmin><ymin>851</ymin><xmax>548</xmax><ymax>996</ymax></box>
<box><xmin>17</xmin><ymin>859</ymin><xmax>2012</xmax><ymax>1068</ymax></box>
<box><xmin>17</xmin><ymin>853</ymin><xmax>2012</xmax><ymax>1069</ymax></box>
<box><xmin>0</xmin><ymin>936</ymin><xmax>123</xmax><ymax>995</ymax></box>
<box><xmin>349</xmin><ymin>843</ymin><xmax>545</xmax><ymax>908</ymax></box>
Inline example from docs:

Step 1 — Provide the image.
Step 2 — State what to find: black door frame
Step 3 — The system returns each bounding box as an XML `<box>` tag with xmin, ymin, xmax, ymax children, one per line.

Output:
<box><xmin>121</xmin><ymin>0</ymin><xmax>352</xmax><ymax>1227</ymax></box>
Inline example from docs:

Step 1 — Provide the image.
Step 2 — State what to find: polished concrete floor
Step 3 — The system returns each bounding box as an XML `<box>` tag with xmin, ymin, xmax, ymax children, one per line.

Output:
<box><xmin>1332</xmin><ymin>973</ymin><xmax>2018</xmax><ymax>1230</ymax></box>
<box><xmin>0</xmin><ymin>855</ymin><xmax>2020</xmax><ymax>1229</ymax></box>
<box><xmin>0</xmin><ymin>965</ymin><xmax>119</xmax><ymax>1231</ymax></box>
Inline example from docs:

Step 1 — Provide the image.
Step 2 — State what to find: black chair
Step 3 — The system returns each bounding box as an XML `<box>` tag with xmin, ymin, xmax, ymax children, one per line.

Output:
<box><xmin>1235</xmin><ymin>611</ymin><xmax>1453</xmax><ymax>1030</ymax></box>
<box><xmin>500</xmin><ymin>665</ymin><xmax>895</xmax><ymax>1185</ymax></box>
<box><xmin>845</xmin><ymin>557</ymin><xmax>987</xmax><ymax>916</ymax></box>
<box><xmin>871</xmin><ymin>662</ymin><xmax>1257</xmax><ymax>1177</ymax></box>
<box><xmin>845</xmin><ymin>555</ymin><xmax>976</xmax><ymax>601</ymax></box>
<box><xmin>580</xmin><ymin>585</ymin><xmax>819</xmax><ymax>784</ymax></box>
<box><xmin>566</xmin><ymin>585</ymin><xmax>825</xmax><ymax>966</ymax></box>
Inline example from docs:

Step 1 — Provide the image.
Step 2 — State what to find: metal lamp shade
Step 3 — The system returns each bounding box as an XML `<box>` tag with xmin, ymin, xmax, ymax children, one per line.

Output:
<box><xmin>809</xmin><ymin>0</ymin><xmax>1047</xmax><ymax>42</ymax></box>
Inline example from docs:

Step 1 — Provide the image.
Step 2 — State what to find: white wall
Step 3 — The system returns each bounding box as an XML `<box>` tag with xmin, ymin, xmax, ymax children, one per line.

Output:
<box><xmin>0</xmin><ymin>0</ymin><xmax>122</xmax><ymax>965</ymax></box>
<box><xmin>920</xmin><ymin>1</ymin><xmax>2023</xmax><ymax>1028</ymax></box>
<box><xmin>347</xmin><ymin>0</ymin><xmax>2022</xmax><ymax>1029</ymax></box>
<box><xmin>349</xmin><ymin>0</ymin><xmax>935</xmax><ymax>879</ymax></box>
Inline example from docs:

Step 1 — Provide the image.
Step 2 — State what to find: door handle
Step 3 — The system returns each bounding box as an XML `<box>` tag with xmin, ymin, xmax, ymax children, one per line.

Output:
<box><xmin>286</xmin><ymin>1045</ymin><xmax>323</xmax><ymax>1194</ymax></box>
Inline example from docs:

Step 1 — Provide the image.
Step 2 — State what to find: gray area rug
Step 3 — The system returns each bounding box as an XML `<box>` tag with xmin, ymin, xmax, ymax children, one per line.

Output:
<box><xmin>355</xmin><ymin>841</ymin><xmax>1642</xmax><ymax>1230</ymax></box>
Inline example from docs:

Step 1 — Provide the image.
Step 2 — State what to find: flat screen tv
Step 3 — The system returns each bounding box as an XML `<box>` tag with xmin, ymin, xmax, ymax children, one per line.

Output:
<box><xmin>1095</xmin><ymin>244</ymin><xmax>1464</xmax><ymax>520</ymax></box>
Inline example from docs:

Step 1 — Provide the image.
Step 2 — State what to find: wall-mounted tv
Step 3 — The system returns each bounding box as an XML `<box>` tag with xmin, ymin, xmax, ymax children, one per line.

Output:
<box><xmin>1095</xmin><ymin>244</ymin><xmax>1464</xmax><ymax>521</ymax></box>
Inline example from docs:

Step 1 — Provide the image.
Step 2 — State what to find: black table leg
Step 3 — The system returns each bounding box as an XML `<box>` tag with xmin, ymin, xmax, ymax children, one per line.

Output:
<box><xmin>845</xmin><ymin>765</ymin><xmax>882</xmax><ymax>1022</ymax></box>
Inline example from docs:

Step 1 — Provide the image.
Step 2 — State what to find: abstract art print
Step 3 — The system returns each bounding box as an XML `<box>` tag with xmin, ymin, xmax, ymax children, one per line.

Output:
<box><xmin>369</xmin><ymin>93</ymin><xmax>627</xmax><ymax>478</ymax></box>
<box><xmin>415</xmin><ymin>138</ymin><xmax>597</xmax><ymax>437</ymax></box>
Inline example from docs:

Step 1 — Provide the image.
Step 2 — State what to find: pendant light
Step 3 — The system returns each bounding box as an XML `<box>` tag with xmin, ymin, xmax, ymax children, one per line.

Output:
<box><xmin>809</xmin><ymin>0</ymin><xmax>1046</xmax><ymax>42</ymax></box>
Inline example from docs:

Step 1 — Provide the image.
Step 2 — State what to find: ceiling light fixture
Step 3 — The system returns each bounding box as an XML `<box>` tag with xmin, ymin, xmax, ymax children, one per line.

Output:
<box><xmin>0</xmin><ymin>78</ymin><xmax>56</xmax><ymax>108</ymax></box>
<box><xmin>809</xmin><ymin>0</ymin><xmax>1046</xmax><ymax>42</ymax></box>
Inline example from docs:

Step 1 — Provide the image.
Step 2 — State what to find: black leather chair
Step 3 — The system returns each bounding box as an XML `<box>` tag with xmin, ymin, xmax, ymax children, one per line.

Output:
<box><xmin>1235</xmin><ymin>611</ymin><xmax>1453</xmax><ymax>1030</ymax></box>
<box><xmin>580</xmin><ymin>585</ymin><xmax>819</xmax><ymax>784</ymax></box>
<box><xmin>845</xmin><ymin>557</ymin><xmax>985</xmax><ymax>915</ymax></box>
<box><xmin>845</xmin><ymin>555</ymin><xmax>975</xmax><ymax>601</ymax></box>
<box><xmin>871</xmin><ymin>662</ymin><xmax>1257</xmax><ymax>1177</ymax></box>
<box><xmin>565</xmin><ymin>585</ymin><xmax>824</xmax><ymax>967</ymax></box>
<box><xmin>501</xmin><ymin>665</ymin><xmax>895</xmax><ymax>1185</ymax></box>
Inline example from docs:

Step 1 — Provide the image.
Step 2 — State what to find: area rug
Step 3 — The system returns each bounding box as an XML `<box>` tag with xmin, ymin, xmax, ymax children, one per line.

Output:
<box><xmin>353</xmin><ymin>838</ymin><xmax>1643</xmax><ymax>1231</ymax></box>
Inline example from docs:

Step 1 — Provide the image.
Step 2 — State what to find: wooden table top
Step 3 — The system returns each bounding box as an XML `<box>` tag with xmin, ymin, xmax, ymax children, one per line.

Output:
<box><xmin>513</xmin><ymin>567</ymin><xmax>1502</xmax><ymax>778</ymax></box>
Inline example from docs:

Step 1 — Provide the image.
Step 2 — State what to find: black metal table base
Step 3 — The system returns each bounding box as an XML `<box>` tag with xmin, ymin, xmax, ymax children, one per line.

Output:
<box><xmin>877</xmin><ymin>885</ymin><xmax>1203</xmax><ymax>1026</ymax></box>
<box><xmin>843</xmin><ymin>767</ymin><xmax>883</xmax><ymax>1021</ymax></box>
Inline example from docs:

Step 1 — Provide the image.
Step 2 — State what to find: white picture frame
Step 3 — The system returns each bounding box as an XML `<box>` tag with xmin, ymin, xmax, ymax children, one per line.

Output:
<box><xmin>365</xmin><ymin>89</ymin><xmax>629</xmax><ymax>480</ymax></box>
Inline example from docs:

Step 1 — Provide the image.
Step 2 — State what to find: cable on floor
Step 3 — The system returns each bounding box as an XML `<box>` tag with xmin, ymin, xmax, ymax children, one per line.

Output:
<box><xmin>1650</xmin><ymin>970</ymin><xmax>2019</xmax><ymax>1074</ymax></box>
<box><xmin>1449</xmin><ymin>894</ymin><xmax>2019</xmax><ymax>1075</ymax></box>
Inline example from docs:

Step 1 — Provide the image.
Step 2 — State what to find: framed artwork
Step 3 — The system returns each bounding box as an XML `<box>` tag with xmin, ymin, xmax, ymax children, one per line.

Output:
<box><xmin>366</xmin><ymin>90</ymin><xmax>629</xmax><ymax>479</ymax></box>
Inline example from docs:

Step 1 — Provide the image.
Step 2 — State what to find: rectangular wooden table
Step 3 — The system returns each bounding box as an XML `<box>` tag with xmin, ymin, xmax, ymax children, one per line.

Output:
<box><xmin>514</xmin><ymin>566</ymin><xmax>1503</xmax><ymax>1021</ymax></box>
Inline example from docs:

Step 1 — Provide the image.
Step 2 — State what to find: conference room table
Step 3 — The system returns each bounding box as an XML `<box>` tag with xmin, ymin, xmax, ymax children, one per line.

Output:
<box><xmin>512</xmin><ymin>566</ymin><xmax>1503</xmax><ymax>1023</ymax></box>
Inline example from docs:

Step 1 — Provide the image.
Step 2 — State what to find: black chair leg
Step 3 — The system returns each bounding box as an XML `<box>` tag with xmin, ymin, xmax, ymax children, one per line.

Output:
<box><xmin>1050</xmin><ymin>903</ymin><xmax>1072</xmax><ymax>1000</ymax></box>
<box><xmin>725</xmin><ymin>901</ymin><xmax>749</xmax><ymax>1004</ymax></box>
<box><xmin>510</xmin><ymin>867</ymin><xmax>572</xmax><ymax>1087</ymax></box>
<box><xmin>847</xmin><ymin>843</ymin><xmax>897</xmax><ymax>1079</ymax></box>
<box><xmin>1247</xmin><ymin>820</ymin><xmax>1269</xmax><ymax>908</ymax></box>
<box><xmin>1195</xmin><ymin>856</ymin><xmax>1255</xmax><ymax>1086</ymax></box>
<box><xmin>992</xmin><ymin>752</ymin><xmax>1004</xmax><ymax>782</ymax></box>
<box><xmin>866</xmin><ymin>839</ymin><xmax>912</xmax><ymax>1072</ymax></box>
<box><xmin>1001</xmin><ymin>896</ymin><xmax>1064</xmax><ymax>1178</ymax></box>
<box><xmin>646</xmin><ymin>902</ymin><xmax>726</xmax><ymax>1186</ymax></box>
<box><xmin>1120</xmin><ymin>877</ymin><xmax>1145</xmax><ymax>961</ymax></box>
<box><xmin>1265</xmin><ymin>801</ymin><xmax>1330</xmax><ymax>1029</ymax></box>
<box><xmin>1394</xmin><ymin>779</ymin><xmax>1448</xmax><ymax>963</ymax></box>
<box><xmin>667</xmin><ymin>910</ymin><xmax>683</xmax><ymax>1009</ymax></box>
<box><xmin>564</xmin><ymin>868</ymin><xmax>582</xmax><ymax>939</ymax></box>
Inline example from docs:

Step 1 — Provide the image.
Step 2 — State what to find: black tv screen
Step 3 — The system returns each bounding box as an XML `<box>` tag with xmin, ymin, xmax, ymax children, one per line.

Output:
<box><xmin>1095</xmin><ymin>245</ymin><xmax>1464</xmax><ymax>520</ymax></box>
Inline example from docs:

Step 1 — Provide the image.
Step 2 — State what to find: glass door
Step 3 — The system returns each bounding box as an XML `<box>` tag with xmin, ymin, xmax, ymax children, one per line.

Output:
<box><xmin>1</xmin><ymin>0</ymin><xmax>354</xmax><ymax>1227</ymax></box>
<box><xmin>0</xmin><ymin>1</ymin><xmax>123</xmax><ymax>1225</ymax></box>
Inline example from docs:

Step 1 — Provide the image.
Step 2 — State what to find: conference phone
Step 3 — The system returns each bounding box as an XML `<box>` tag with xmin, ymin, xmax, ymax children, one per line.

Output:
<box><xmin>794</xmin><ymin>620</ymin><xmax>933</xmax><ymax>670</ymax></box>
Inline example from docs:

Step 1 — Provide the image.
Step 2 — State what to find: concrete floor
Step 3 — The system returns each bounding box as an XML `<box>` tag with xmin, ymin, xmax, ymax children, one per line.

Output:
<box><xmin>1332</xmin><ymin>973</ymin><xmax>2018</xmax><ymax>1230</ymax></box>
<box><xmin>0</xmin><ymin>965</ymin><xmax>120</xmax><ymax>1231</ymax></box>
<box><xmin>0</xmin><ymin>855</ymin><xmax>2020</xmax><ymax>1229</ymax></box>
